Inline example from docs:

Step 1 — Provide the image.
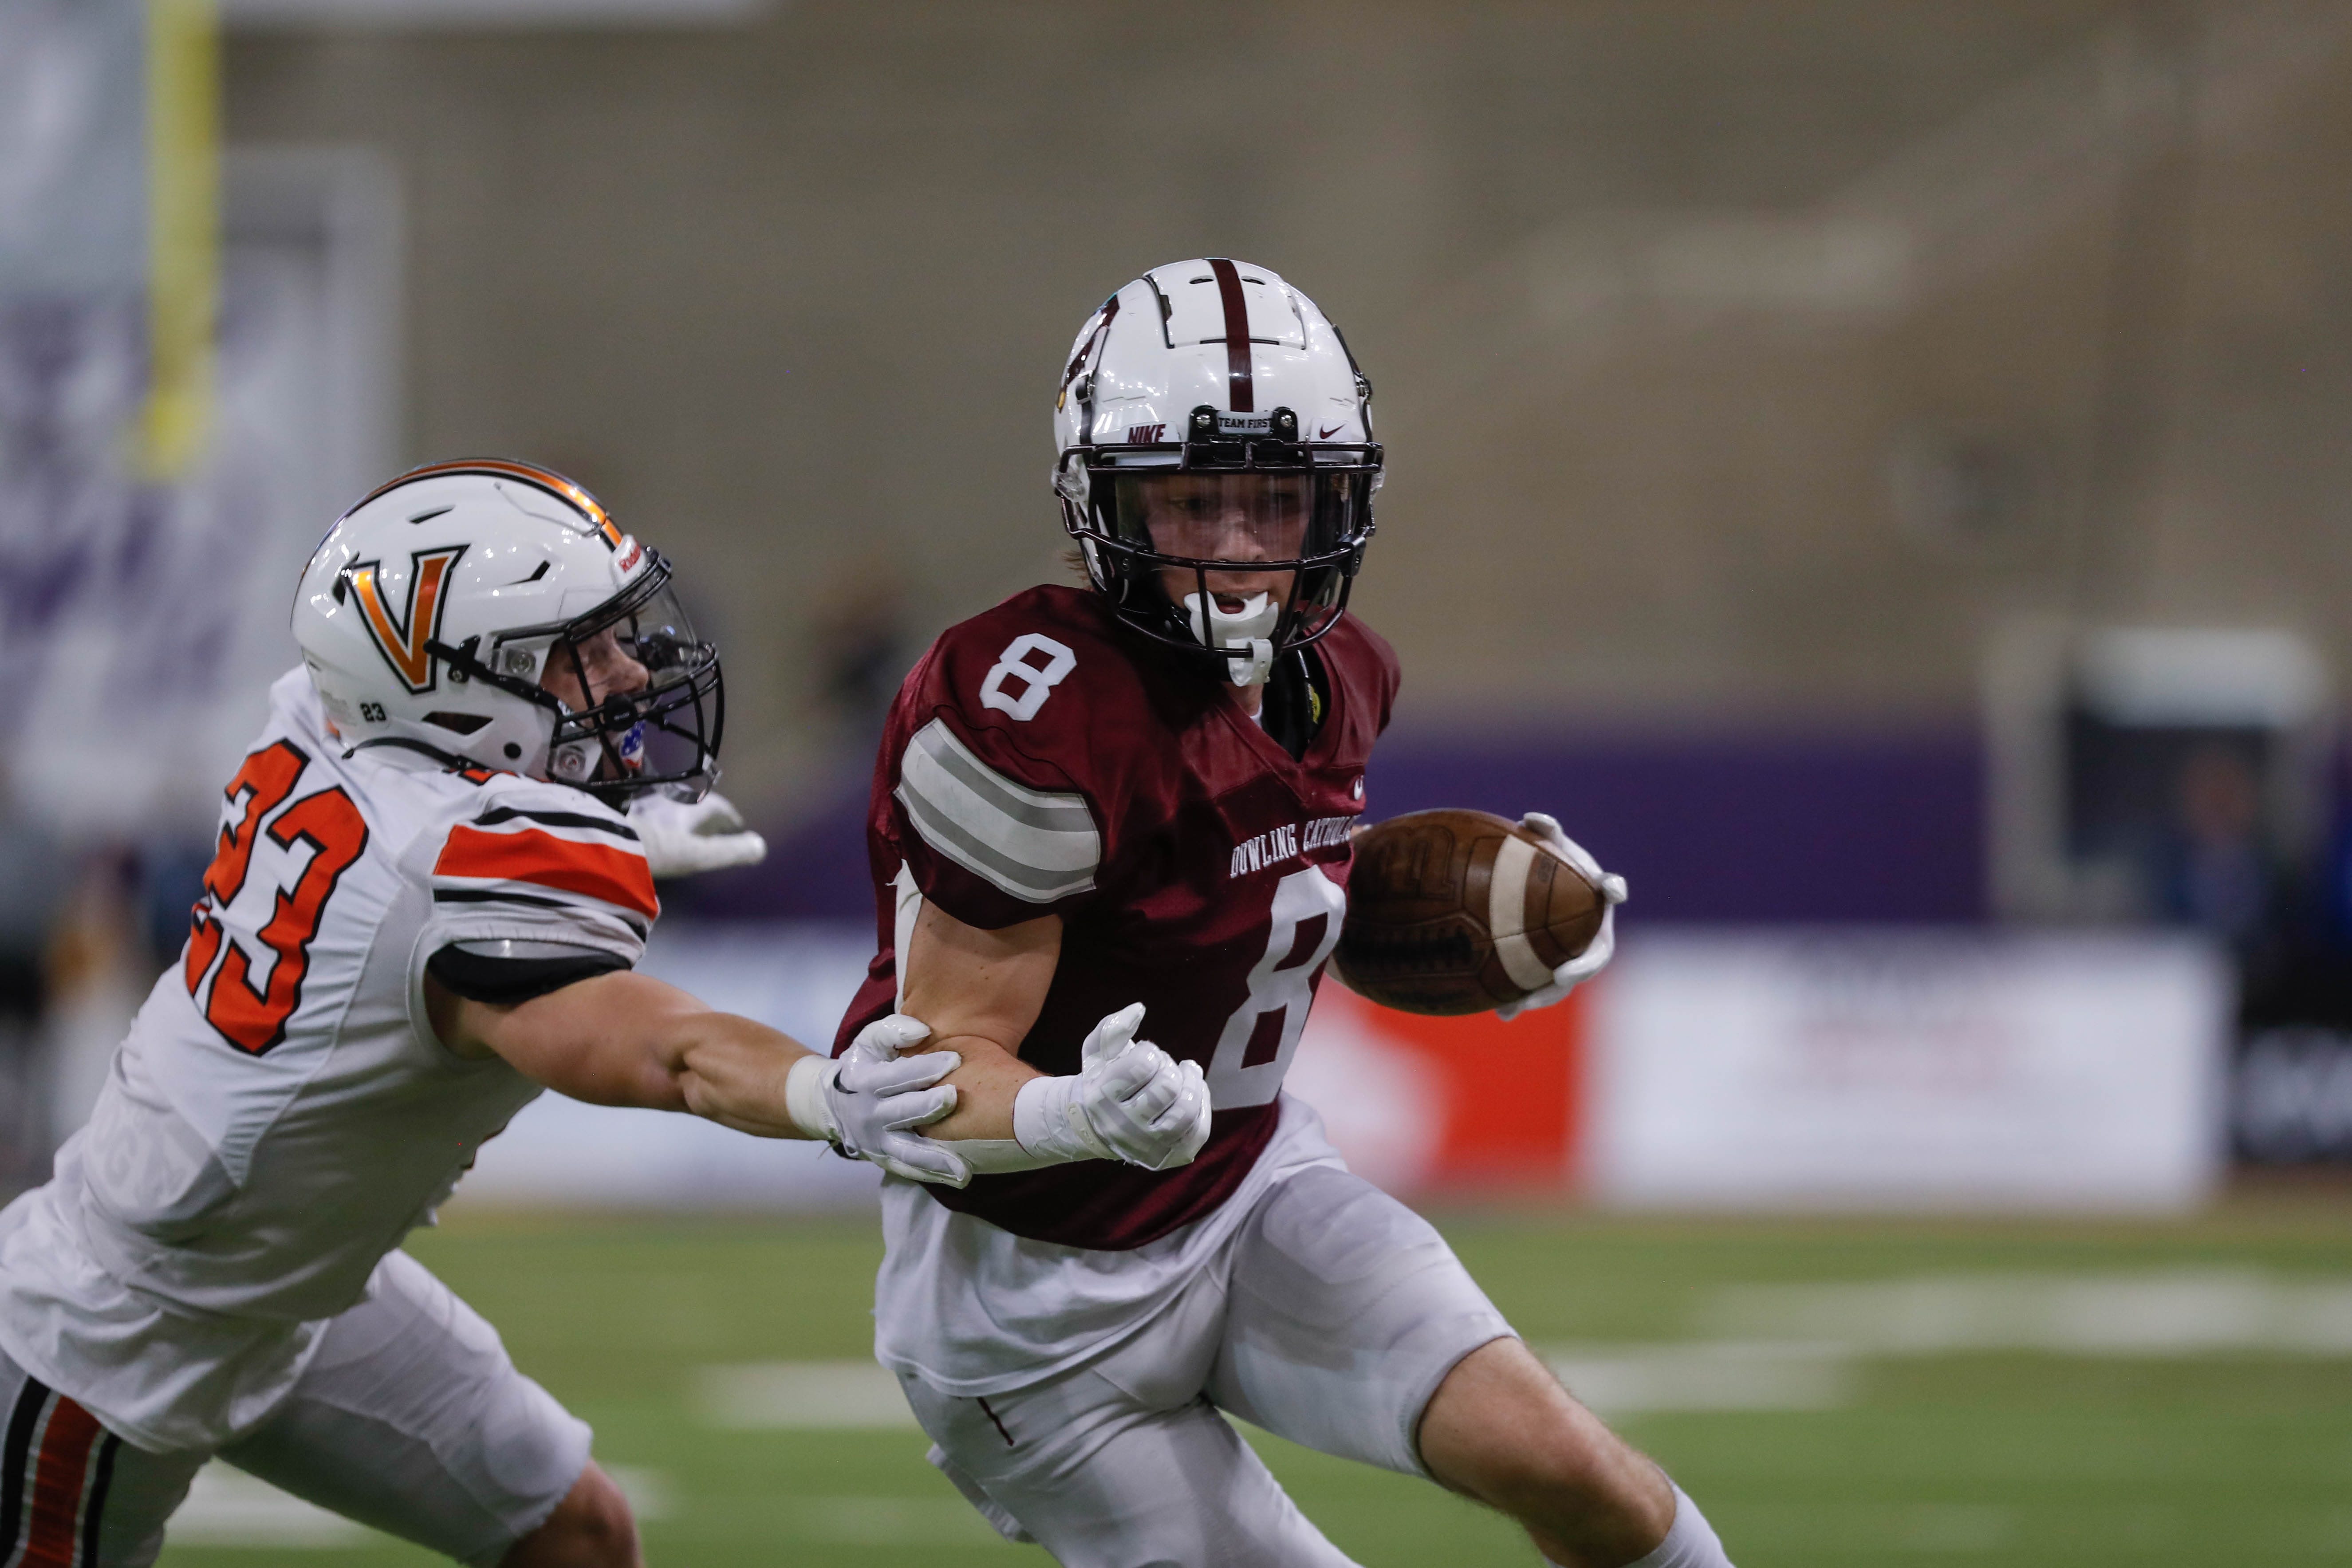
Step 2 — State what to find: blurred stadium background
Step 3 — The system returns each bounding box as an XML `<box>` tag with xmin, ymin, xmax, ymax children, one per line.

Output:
<box><xmin>6</xmin><ymin>0</ymin><xmax>2352</xmax><ymax>1562</ymax></box>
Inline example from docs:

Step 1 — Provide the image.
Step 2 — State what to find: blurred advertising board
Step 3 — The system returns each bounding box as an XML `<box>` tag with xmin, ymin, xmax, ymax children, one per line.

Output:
<box><xmin>1286</xmin><ymin>985</ymin><xmax>1584</xmax><ymax>1198</ymax></box>
<box><xmin>0</xmin><ymin>150</ymin><xmax>398</xmax><ymax>838</ymax></box>
<box><xmin>2</xmin><ymin>0</ymin><xmax>397</xmax><ymax>836</ymax></box>
<box><xmin>2234</xmin><ymin>1014</ymin><xmax>2352</xmax><ymax>1165</ymax></box>
<box><xmin>1587</xmin><ymin>931</ymin><xmax>2232</xmax><ymax>1213</ymax></box>
<box><xmin>458</xmin><ymin>922</ymin><xmax>2229</xmax><ymax>1213</ymax></box>
<box><xmin>458</xmin><ymin>922</ymin><xmax>888</xmax><ymax>1209</ymax></box>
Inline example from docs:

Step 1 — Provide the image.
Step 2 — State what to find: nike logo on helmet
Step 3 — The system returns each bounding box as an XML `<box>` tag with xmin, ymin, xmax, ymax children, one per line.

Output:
<box><xmin>1316</xmin><ymin>422</ymin><xmax>1347</xmax><ymax>440</ymax></box>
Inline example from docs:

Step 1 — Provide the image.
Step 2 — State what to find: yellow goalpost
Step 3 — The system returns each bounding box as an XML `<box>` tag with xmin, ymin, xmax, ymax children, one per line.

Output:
<box><xmin>138</xmin><ymin>0</ymin><xmax>218</xmax><ymax>481</ymax></box>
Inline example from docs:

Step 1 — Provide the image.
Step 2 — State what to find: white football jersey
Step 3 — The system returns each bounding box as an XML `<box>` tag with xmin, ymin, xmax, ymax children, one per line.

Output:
<box><xmin>0</xmin><ymin>667</ymin><xmax>655</xmax><ymax>1450</ymax></box>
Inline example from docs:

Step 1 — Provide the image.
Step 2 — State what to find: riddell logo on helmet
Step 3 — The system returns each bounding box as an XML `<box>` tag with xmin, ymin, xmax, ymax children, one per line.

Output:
<box><xmin>1125</xmin><ymin>424</ymin><xmax>1166</xmax><ymax>444</ymax></box>
<box><xmin>349</xmin><ymin>544</ymin><xmax>466</xmax><ymax>695</ymax></box>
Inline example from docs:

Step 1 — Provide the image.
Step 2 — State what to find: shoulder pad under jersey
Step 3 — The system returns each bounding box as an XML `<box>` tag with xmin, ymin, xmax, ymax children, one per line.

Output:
<box><xmin>422</xmin><ymin>774</ymin><xmax>658</xmax><ymax>956</ymax></box>
<box><xmin>889</xmin><ymin>587</ymin><xmax>1153</xmax><ymax>920</ymax></box>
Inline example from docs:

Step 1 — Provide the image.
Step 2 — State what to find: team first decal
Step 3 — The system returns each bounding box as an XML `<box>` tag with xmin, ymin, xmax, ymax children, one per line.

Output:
<box><xmin>1229</xmin><ymin>814</ymin><xmax>1355</xmax><ymax>879</ymax></box>
<box><xmin>348</xmin><ymin>544</ymin><xmax>465</xmax><ymax>694</ymax></box>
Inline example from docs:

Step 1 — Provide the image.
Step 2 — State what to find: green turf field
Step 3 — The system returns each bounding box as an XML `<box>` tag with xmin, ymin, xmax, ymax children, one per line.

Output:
<box><xmin>154</xmin><ymin>1197</ymin><xmax>2352</xmax><ymax>1567</ymax></box>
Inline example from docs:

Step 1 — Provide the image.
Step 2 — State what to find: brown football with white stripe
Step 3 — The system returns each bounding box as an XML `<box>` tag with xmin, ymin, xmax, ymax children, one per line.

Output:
<box><xmin>1332</xmin><ymin>809</ymin><xmax>1605</xmax><ymax>1016</ymax></box>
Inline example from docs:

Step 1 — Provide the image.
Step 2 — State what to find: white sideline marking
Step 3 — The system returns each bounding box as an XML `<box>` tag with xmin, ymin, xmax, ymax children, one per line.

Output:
<box><xmin>799</xmin><ymin>1496</ymin><xmax>1009</xmax><ymax>1545</ymax></box>
<box><xmin>607</xmin><ymin>1466</ymin><xmax>671</xmax><ymax>1521</ymax></box>
<box><xmin>1542</xmin><ymin>1342</ymin><xmax>1857</xmax><ymax>1415</ymax></box>
<box><xmin>163</xmin><ymin>1464</ymin><xmax>372</xmax><ymax>1548</ymax></box>
<box><xmin>700</xmin><ymin>1276</ymin><xmax>2352</xmax><ymax>1432</ymax></box>
<box><xmin>1707</xmin><ymin>1271</ymin><xmax>2352</xmax><ymax>1357</ymax></box>
<box><xmin>1543</xmin><ymin>1272</ymin><xmax>2352</xmax><ymax>1415</ymax></box>
<box><xmin>1728</xmin><ymin>1501</ymin><xmax>2024</xmax><ymax>1554</ymax></box>
<box><xmin>698</xmin><ymin>1359</ymin><xmax>918</xmax><ymax>1429</ymax></box>
<box><xmin>160</xmin><ymin>1462</ymin><xmax>675</xmax><ymax>1548</ymax></box>
<box><xmin>1897</xmin><ymin>1504</ymin><xmax>2016</xmax><ymax>1553</ymax></box>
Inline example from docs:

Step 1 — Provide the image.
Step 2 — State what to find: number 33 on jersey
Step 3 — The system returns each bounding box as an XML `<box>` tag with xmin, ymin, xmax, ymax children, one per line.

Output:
<box><xmin>172</xmin><ymin>670</ymin><xmax>659</xmax><ymax>1076</ymax></box>
<box><xmin>67</xmin><ymin>668</ymin><xmax>657</xmax><ymax>1334</ymax></box>
<box><xmin>183</xmin><ymin>740</ymin><xmax>370</xmax><ymax>1054</ymax></box>
<box><xmin>839</xmin><ymin>583</ymin><xmax>1399</xmax><ymax>1252</ymax></box>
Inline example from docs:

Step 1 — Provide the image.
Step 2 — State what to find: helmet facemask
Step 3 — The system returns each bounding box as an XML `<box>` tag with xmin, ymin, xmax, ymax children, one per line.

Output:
<box><xmin>1059</xmin><ymin>404</ymin><xmax>1378</xmax><ymax>684</ymax></box>
<box><xmin>428</xmin><ymin>551</ymin><xmax>725</xmax><ymax>805</ymax></box>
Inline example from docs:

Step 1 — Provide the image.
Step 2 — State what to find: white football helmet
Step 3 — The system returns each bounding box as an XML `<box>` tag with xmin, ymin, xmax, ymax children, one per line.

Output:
<box><xmin>292</xmin><ymin>459</ymin><xmax>723</xmax><ymax>803</ymax></box>
<box><xmin>1052</xmin><ymin>259</ymin><xmax>1380</xmax><ymax>682</ymax></box>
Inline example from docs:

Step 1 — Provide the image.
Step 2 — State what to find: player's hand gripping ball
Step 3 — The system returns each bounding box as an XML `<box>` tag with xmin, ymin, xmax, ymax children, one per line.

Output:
<box><xmin>1332</xmin><ymin>809</ymin><xmax>1625</xmax><ymax>1017</ymax></box>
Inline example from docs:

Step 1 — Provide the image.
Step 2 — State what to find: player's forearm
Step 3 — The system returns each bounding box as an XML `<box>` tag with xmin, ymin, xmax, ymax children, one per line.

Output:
<box><xmin>891</xmin><ymin>906</ymin><xmax>1205</xmax><ymax>1172</ymax></box>
<box><xmin>443</xmin><ymin>970</ymin><xmax>823</xmax><ymax>1138</ymax></box>
<box><xmin>525</xmin><ymin>1006</ymin><xmax>826</xmax><ymax>1140</ymax></box>
<box><xmin>909</xmin><ymin>1032</ymin><xmax>1039</xmax><ymax>1141</ymax></box>
<box><xmin>666</xmin><ymin>1015</ymin><xmax>823</xmax><ymax>1139</ymax></box>
<box><xmin>896</xmin><ymin>901</ymin><xmax>1058</xmax><ymax>1142</ymax></box>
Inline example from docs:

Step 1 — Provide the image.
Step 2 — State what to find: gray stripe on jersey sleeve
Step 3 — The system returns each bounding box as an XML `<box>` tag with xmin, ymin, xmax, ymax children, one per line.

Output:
<box><xmin>894</xmin><ymin>718</ymin><xmax>1100</xmax><ymax>902</ymax></box>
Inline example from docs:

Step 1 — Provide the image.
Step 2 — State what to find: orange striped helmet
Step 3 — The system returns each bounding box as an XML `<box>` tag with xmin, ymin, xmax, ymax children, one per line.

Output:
<box><xmin>292</xmin><ymin>460</ymin><xmax>723</xmax><ymax>803</ymax></box>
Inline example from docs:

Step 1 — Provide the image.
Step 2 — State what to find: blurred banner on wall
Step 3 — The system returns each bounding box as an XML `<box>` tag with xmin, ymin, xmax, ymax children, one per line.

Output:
<box><xmin>222</xmin><ymin>0</ymin><xmax>764</xmax><ymax>22</ymax></box>
<box><xmin>458</xmin><ymin>922</ymin><xmax>888</xmax><ymax>1210</ymax></box>
<box><xmin>0</xmin><ymin>1</ymin><xmax>147</xmax><ymax>297</ymax></box>
<box><xmin>461</xmin><ymin>921</ymin><xmax>2228</xmax><ymax>1214</ymax></box>
<box><xmin>0</xmin><ymin>3</ymin><xmax>395</xmax><ymax>839</ymax></box>
<box><xmin>1286</xmin><ymin>987</ymin><xmax>1584</xmax><ymax>1198</ymax></box>
<box><xmin>1588</xmin><ymin>931</ymin><xmax>2230</xmax><ymax>1213</ymax></box>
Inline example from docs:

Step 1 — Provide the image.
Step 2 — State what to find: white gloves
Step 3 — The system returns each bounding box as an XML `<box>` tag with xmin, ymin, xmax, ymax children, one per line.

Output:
<box><xmin>1496</xmin><ymin>812</ymin><xmax>1629</xmax><ymax>1022</ymax></box>
<box><xmin>1017</xmin><ymin>1003</ymin><xmax>1212</xmax><ymax>1170</ymax></box>
<box><xmin>801</xmin><ymin>1005</ymin><xmax>1212</xmax><ymax>1182</ymax></box>
<box><xmin>630</xmin><ymin>791</ymin><xmax>768</xmax><ymax>879</ymax></box>
<box><xmin>784</xmin><ymin>1015</ymin><xmax>970</xmax><ymax>1186</ymax></box>
<box><xmin>941</xmin><ymin>1002</ymin><xmax>1213</xmax><ymax>1176</ymax></box>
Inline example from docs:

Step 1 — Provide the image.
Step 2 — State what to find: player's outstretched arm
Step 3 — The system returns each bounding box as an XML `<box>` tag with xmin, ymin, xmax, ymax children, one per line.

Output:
<box><xmin>898</xmin><ymin>898</ymin><xmax>1209</xmax><ymax>1172</ymax></box>
<box><xmin>423</xmin><ymin>969</ymin><xmax>966</xmax><ymax>1182</ymax></box>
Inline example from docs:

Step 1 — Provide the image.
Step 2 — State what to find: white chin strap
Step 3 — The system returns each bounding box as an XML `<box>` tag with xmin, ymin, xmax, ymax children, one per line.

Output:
<box><xmin>1182</xmin><ymin>591</ymin><xmax>1279</xmax><ymax>687</ymax></box>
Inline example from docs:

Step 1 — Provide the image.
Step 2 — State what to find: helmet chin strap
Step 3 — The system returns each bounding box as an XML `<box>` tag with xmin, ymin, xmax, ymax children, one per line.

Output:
<box><xmin>1182</xmin><ymin>591</ymin><xmax>1279</xmax><ymax>687</ymax></box>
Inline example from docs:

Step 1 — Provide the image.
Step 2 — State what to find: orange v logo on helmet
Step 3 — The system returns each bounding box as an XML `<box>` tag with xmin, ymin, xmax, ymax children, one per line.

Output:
<box><xmin>348</xmin><ymin>545</ymin><xmax>467</xmax><ymax>694</ymax></box>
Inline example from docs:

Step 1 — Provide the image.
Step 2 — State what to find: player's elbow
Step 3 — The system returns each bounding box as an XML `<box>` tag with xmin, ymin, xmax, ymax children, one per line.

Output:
<box><xmin>540</xmin><ymin>1054</ymin><xmax>691</xmax><ymax>1115</ymax></box>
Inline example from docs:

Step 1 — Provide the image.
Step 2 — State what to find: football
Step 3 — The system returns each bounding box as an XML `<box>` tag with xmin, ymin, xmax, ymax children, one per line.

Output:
<box><xmin>1331</xmin><ymin>808</ymin><xmax>1607</xmax><ymax>1016</ymax></box>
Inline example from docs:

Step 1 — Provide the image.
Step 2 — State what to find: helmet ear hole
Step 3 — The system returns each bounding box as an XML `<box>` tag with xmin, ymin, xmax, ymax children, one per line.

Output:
<box><xmin>423</xmin><ymin>711</ymin><xmax>492</xmax><ymax>735</ymax></box>
<box><xmin>299</xmin><ymin>462</ymin><xmax>722</xmax><ymax>802</ymax></box>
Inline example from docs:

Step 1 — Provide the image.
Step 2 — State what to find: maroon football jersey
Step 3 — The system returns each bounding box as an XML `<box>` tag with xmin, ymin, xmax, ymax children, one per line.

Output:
<box><xmin>834</xmin><ymin>584</ymin><xmax>1398</xmax><ymax>1249</ymax></box>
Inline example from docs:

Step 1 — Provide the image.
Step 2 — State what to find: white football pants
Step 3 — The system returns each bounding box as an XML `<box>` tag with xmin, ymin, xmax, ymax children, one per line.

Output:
<box><xmin>0</xmin><ymin>1249</ymin><xmax>589</xmax><ymax>1568</ymax></box>
<box><xmin>899</xmin><ymin>1163</ymin><xmax>1515</xmax><ymax>1567</ymax></box>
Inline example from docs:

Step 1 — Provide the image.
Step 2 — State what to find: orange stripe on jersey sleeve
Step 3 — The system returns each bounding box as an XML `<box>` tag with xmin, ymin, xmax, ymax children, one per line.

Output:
<box><xmin>436</xmin><ymin>826</ymin><xmax>659</xmax><ymax>918</ymax></box>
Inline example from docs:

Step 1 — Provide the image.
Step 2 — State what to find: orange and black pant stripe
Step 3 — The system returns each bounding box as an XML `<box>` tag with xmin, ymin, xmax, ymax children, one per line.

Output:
<box><xmin>0</xmin><ymin>1378</ymin><xmax>121</xmax><ymax>1568</ymax></box>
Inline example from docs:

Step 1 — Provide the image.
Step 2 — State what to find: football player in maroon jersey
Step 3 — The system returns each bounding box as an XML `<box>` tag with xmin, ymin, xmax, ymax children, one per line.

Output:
<box><xmin>835</xmin><ymin>260</ymin><xmax>1732</xmax><ymax>1568</ymax></box>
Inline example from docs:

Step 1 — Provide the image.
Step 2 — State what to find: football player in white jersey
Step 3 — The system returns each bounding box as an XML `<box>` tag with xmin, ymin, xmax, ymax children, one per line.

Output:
<box><xmin>0</xmin><ymin>460</ymin><xmax>975</xmax><ymax>1568</ymax></box>
<box><xmin>834</xmin><ymin>263</ymin><xmax>1737</xmax><ymax>1568</ymax></box>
